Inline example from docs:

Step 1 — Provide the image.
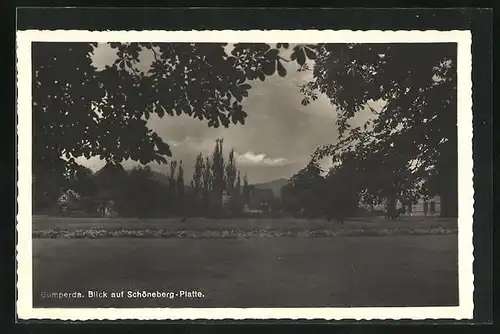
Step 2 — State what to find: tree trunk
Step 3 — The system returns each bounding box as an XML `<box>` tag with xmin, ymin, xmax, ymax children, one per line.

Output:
<box><xmin>438</xmin><ymin>136</ymin><xmax>458</xmax><ymax>218</ymax></box>
<box><xmin>440</xmin><ymin>172</ymin><xmax>458</xmax><ymax>218</ymax></box>
<box><xmin>386</xmin><ymin>195</ymin><xmax>397</xmax><ymax>213</ymax></box>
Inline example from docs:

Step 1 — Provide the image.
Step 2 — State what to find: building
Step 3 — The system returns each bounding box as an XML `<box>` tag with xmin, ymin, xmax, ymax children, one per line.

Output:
<box><xmin>94</xmin><ymin>189</ymin><xmax>119</xmax><ymax>217</ymax></box>
<box><xmin>248</xmin><ymin>188</ymin><xmax>276</xmax><ymax>212</ymax></box>
<box><xmin>365</xmin><ymin>196</ymin><xmax>442</xmax><ymax>216</ymax></box>
<box><xmin>398</xmin><ymin>196</ymin><xmax>441</xmax><ymax>216</ymax></box>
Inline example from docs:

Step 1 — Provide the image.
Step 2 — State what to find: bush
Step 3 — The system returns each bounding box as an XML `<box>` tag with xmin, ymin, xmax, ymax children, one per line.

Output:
<box><xmin>355</xmin><ymin>207</ymin><xmax>385</xmax><ymax>218</ymax></box>
<box><xmin>69</xmin><ymin>210</ymin><xmax>88</xmax><ymax>218</ymax></box>
<box><xmin>228</xmin><ymin>197</ymin><xmax>245</xmax><ymax>215</ymax></box>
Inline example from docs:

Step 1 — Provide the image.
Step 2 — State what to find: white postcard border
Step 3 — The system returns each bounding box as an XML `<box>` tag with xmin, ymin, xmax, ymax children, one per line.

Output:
<box><xmin>16</xmin><ymin>29</ymin><xmax>474</xmax><ymax>321</ymax></box>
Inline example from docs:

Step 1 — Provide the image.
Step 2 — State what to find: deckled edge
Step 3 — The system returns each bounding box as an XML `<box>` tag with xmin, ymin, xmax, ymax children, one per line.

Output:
<box><xmin>456</xmin><ymin>29</ymin><xmax>475</xmax><ymax>320</ymax></box>
<box><xmin>15</xmin><ymin>29</ymin><xmax>474</xmax><ymax>321</ymax></box>
<box><xmin>15</xmin><ymin>29</ymin><xmax>471</xmax><ymax>43</ymax></box>
<box><xmin>16</xmin><ymin>30</ymin><xmax>34</xmax><ymax>322</ymax></box>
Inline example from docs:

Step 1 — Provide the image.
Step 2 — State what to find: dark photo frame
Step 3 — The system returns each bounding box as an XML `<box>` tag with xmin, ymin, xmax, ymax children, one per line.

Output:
<box><xmin>12</xmin><ymin>6</ymin><xmax>493</xmax><ymax>329</ymax></box>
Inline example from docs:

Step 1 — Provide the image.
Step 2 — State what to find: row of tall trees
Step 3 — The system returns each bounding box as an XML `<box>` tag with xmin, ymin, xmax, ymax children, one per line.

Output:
<box><xmin>35</xmin><ymin>138</ymin><xmax>253</xmax><ymax>218</ymax></box>
<box><xmin>189</xmin><ymin>138</ymin><xmax>251</xmax><ymax>215</ymax></box>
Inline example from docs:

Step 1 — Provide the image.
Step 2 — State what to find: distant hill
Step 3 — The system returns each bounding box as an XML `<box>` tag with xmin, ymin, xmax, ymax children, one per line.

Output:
<box><xmin>151</xmin><ymin>171</ymin><xmax>194</xmax><ymax>193</ymax></box>
<box><xmin>95</xmin><ymin>166</ymin><xmax>287</xmax><ymax>197</ymax></box>
<box><xmin>251</xmin><ymin>178</ymin><xmax>291</xmax><ymax>198</ymax></box>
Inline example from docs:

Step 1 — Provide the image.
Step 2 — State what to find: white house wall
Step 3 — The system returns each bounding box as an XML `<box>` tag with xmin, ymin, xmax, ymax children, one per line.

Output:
<box><xmin>403</xmin><ymin>196</ymin><xmax>441</xmax><ymax>216</ymax></box>
<box><xmin>362</xmin><ymin>196</ymin><xmax>442</xmax><ymax>216</ymax></box>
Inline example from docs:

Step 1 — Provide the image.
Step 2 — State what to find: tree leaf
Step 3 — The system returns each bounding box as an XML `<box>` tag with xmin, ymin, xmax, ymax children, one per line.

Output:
<box><xmin>277</xmin><ymin>60</ymin><xmax>287</xmax><ymax>77</ymax></box>
<box><xmin>230</xmin><ymin>87</ymin><xmax>243</xmax><ymax>102</ymax></box>
<box><xmin>155</xmin><ymin>105</ymin><xmax>165</xmax><ymax>118</ymax></box>
<box><xmin>304</xmin><ymin>46</ymin><xmax>317</xmax><ymax>60</ymax></box>
<box><xmin>239</xmin><ymin>83</ymin><xmax>251</xmax><ymax>90</ymax></box>
<box><xmin>297</xmin><ymin>48</ymin><xmax>306</xmax><ymax>66</ymax></box>
<box><xmin>257</xmin><ymin>70</ymin><xmax>265</xmax><ymax>81</ymax></box>
<box><xmin>154</xmin><ymin>137</ymin><xmax>172</xmax><ymax>157</ymax></box>
<box><xmin>182</xmin><ymin>104</ymin><xmax>192</xmax><ymax>115</ymax></box>
<box><xmin>262</xmin><ymin>61</ymin><xmax>276</xmax><ymax>75</ymax></box>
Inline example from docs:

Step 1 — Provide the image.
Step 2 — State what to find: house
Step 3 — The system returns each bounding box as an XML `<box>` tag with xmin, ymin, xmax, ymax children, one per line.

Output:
<box><xmin>398</xmin><ymin>196</ymin><xmax>441</xmax><ymax>216</ymax></box>
<box><xmin>248</xmin><ymin>188</ymin><xmax>276</xmax><ymax>212</ymax></box>
<box><xmin>94</xmin><ymin>189</ymin><xmax>118</xmax><ymax>217</ymax></box>
<box><xmin>363</xmin><ymin>196</ymin><xmax>442</xmax><ymax>216</ymax></box>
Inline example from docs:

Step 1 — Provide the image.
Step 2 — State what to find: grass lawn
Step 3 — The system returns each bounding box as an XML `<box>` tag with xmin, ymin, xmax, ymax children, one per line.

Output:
<box><xmin>33</xmin><ymin>234</ymin><xmax>459</xmax><ymax>308</ymax></box>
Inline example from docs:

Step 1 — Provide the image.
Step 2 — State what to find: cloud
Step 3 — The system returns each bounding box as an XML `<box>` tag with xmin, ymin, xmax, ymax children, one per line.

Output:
<box><xmin>236</xmin><ymin>151</ymin><xmax>291</xmax><ymax>166</ymax></box>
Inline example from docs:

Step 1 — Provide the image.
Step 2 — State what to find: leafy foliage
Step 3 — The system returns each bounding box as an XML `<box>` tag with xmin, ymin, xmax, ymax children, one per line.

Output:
<box><xmin>288</xmin><ymin>160</ymin><xmax>325</xmax><ymax>216</ymax></box>
<box><xmin>168</xmin><ymin>160</ymin><xmax>178</xmax><ymax>196</ymax></box>
<box><xmin>190</xmin><ymin>139</ymin><xmax>247</xmax><ymax>216</ymax></box>
<box><xmin>225</xmin><ymin>148</ymin><xmax>237</xmax><ymax>195</ymax></box>
<box><xmin>282</xmin><ymin>160</ymin><xmax>326</xmax><ymax>216</ymax></box>
<box><xmin>192</xmin><ymin>153</ymin><xmax>204</xmax><ymax>199</ymax></box>
<box><xmin>33</xmin><ymin>42</ymin><xmax>458</xmax><ymax>217</ymax></box>
<box><xmin>201</xmin><ymin>156</ymin><xmax>212</xmax><ymax>205</ymax></box>
<box><xmin>32</xmin><ymin>42</ymin><xmax>296</xmax><ymax>203</ymax></box>
<box><xmin>323</xmin><ymin>161</ymin><xmax>361</xmax><ymax>221</ymax></box>
<box><xmin>282</xmin><ymin>159</ymin><xmax>359</xmax><ymax>220</ymax></box>
<box><xmin>32</xmin><ymin>42</ymin><xmax>299</xmax><ymax>164</ymax></box>
<box><xmin>300</xmin><ymin>43</ymin><xmax>458</xmax><ymax>216</ymax></box>
<box><xmin>211</xmin><ymin>138</ymin><xmax>226</xmax><ymax>202</ymax></box>
<box><xmin>242</xmin><ymin>173</ymin><xmax>250</xmax><ymax>206</ymax></box>
<box><xmin>176</xmin><ymin>161</ymin><xmax>185</xmax><ymax>198</ymax></box>
<box><xmin>117</xmin><ymin>166</ymin><xmax>167</xmax><ymax>217</ymax></box>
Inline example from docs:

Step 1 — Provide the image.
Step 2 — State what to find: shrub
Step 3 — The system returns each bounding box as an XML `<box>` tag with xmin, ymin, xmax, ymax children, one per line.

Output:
<box><xmin>69</xmin><ymin>210</ymin><xmax>88</xmax><ymax>218</ymax></box>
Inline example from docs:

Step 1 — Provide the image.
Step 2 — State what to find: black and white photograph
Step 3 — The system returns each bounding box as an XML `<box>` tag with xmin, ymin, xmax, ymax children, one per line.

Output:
<box><xmin>16</xmin><ymin>30</ymin><xmax>474</xmax><ymax>320</ymax></box>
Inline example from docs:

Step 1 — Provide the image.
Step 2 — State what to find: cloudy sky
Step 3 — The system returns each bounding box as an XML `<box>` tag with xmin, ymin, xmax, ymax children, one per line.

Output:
<box><xmin>78</xmin><ymin>43</ymin><xmax>373</xmax><ymax>184</ymax></box>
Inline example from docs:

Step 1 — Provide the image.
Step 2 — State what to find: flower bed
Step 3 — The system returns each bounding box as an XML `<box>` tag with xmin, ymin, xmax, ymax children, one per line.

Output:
<box><xmin>33</xmin><ymin>226</ymin><xmax>458</xmax><ymax>239</ymax></box>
